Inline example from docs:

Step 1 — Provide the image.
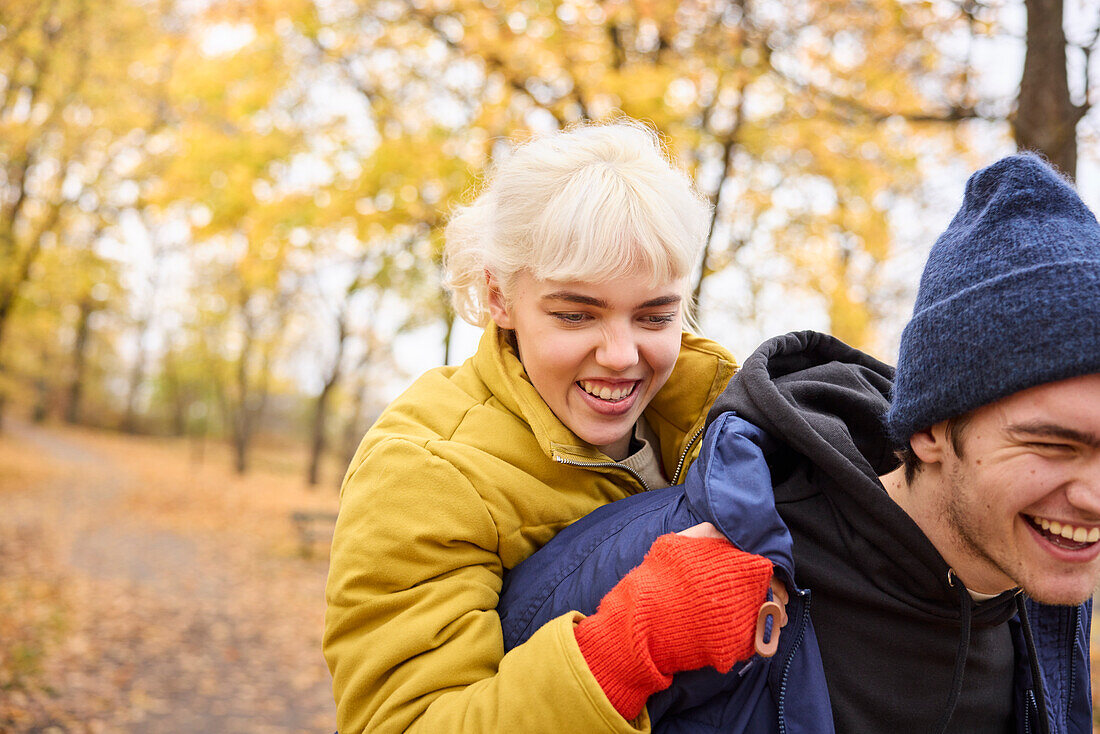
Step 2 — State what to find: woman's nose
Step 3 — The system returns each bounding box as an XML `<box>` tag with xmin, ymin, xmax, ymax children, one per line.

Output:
<box><xmin>595</xmin><ymin>326</ymin><xmax>639</xmax><ymax>371</ymax></box>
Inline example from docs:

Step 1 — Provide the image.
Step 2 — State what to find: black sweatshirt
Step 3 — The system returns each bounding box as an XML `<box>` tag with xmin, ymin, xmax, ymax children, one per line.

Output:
<box><xmin>709</xmin><ymin>331</ymin><xmax>1021</xmax><ymax>734</ymax></box>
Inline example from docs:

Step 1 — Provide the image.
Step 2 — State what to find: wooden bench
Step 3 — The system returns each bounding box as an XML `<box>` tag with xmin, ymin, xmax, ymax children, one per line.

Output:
<box><xmin>291</xmin><ymin>511</ymin><xmax>339</xmax><ymax>558</ymax></box>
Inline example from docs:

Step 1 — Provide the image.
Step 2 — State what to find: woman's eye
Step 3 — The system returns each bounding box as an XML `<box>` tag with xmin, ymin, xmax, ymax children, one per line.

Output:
<box><xmin>552</xmin><ymin>312</ymin><xmax>588</xmax><ymax>324</ymax></box>
<box><xmin>643</xmin><ymin>313</ymin><xmax>676</xmax><ymax>326</ymax></box>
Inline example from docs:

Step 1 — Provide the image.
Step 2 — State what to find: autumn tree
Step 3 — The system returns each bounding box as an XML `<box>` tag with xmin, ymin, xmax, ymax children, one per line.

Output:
<box><xmin>10</xmin><ymin>0</ymin><xmax>1094</xmax><ymax>477</ymax></box>
<box><xmin>301</xmin><ymin>229</ymin><xmax>435</xmax><ymax>486</ymax></box>
<box><xmin>141</xmin><ymin>1</ymin><xmax>315</xmax><ymax>472</ymax></box>
<box><xmin>58</xmin><ymin>242</ymin><xmax>121</xmax><ymax>425</ymax></box>
<box><xmin>302</xmin><ymin>0</ymin><xmax>1015</xmax><ymax>353</ymax></box>
<box><xmin>0</xmin><ymin>0</ymin><xmax>177</xmax><ymax>428</ymax></box>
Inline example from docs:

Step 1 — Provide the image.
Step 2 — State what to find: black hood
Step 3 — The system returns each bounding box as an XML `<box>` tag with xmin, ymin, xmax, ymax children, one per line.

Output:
<box><xmin>708</xmin><ymin>330</ymin><xmax>896</xmax><ymax>482</ymax></box>
<box><xmin>707</xmin><ymin>330</ymin><xmax>965</xmax><ymax>608</ymax></box>
<box><xmin>708</xmin><ymin>331</ymin><xmax>1024</xmax><ymax>733</ymax></box>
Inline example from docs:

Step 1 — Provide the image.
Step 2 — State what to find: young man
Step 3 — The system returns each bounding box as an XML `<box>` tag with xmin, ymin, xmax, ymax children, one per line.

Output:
<box><xmin>496</xmin><ymin>153</ymin><xmax>1100</xmax><ymax>733</ymax></box>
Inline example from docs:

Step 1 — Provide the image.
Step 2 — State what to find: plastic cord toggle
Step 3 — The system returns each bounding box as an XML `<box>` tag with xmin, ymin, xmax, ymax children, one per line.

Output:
<box><xmin>754</xmin><ymin>601</ymin><xmax>785</xmax><ymax>658</ymax></box>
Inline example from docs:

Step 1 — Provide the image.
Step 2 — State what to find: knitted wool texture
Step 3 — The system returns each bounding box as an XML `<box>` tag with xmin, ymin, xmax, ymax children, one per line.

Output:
<box><xmin>887</xmin><ymin>153</ymin><xmax>1100</xmax><ymax>445</ymax></box>
<box><xmin>573</xmin><ymin>534</ymin><xmax>773</xmax><ymax>721</ymax></box>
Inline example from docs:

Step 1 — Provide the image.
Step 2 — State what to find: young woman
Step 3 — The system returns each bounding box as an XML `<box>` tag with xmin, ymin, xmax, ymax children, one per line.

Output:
<box><xmin>324</xmin><ymin>120</ymin><xmax>782</xmax><ymax>734</ymax></box>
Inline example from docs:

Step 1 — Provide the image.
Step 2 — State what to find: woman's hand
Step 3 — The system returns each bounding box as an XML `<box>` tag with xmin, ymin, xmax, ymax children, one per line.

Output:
<box><xmin>675</xmin><ymin>521</ymin><xmax>727</xmax><ymax>539</ymax></box>
<box><xmin>678</xmin><ymin>522</ymin><xmax>789</xmax><ymax>629</ymax></box>
<box><xmin>574</xmin><ymin>526</ymin><xmax>781</xmax><ymax>719</ymax></box>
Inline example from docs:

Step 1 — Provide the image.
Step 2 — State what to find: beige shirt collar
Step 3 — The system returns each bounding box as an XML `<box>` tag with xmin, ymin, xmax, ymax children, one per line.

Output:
<box><xmin>619</xmin><ymin>416</ymin><xmax>668</xmax><ymax>491</ymax></box>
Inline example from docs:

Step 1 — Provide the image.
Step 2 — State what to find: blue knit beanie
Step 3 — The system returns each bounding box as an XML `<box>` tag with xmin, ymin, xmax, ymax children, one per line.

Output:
<box><xmin>887</xmin><ymin>153</ymin><xmax>1100</xmax><ymax>446</ymax></box>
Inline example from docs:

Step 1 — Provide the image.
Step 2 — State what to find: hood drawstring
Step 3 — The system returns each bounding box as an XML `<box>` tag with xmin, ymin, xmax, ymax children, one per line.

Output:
<box><xmin>933</xmin><ymin>571</ymin><xmax>972</xmax><ymax>734</ymax></box>
<box><xmin>1016</xmin><ymin>595</ymin><xmax>1053</xmax><ymax>734</ymax></box>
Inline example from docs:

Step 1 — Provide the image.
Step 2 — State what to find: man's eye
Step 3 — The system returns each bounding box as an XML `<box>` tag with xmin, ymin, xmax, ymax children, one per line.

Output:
<box><xmin>1030</xmin><ymin>442</ymin><xmax>1074</xmax><ymax>454</ymax></box>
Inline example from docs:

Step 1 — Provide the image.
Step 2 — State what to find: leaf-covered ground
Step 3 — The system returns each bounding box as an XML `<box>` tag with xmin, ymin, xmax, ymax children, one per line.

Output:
<box><xmin>1</xmin><ymin>420</ymin><xmax>339</xmax><ymax>732</ymax></box>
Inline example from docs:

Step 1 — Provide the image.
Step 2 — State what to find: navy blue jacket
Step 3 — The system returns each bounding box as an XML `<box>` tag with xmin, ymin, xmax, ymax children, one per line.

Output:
<box><xmin>500</xmin><ymin>413</ymin><xmax>834</xmax><ymax>732</ymax></box>
<box><xmin>498</xmin><ymin>332</ymin><xmax>1092</xmax><ymax>733</ymax></box>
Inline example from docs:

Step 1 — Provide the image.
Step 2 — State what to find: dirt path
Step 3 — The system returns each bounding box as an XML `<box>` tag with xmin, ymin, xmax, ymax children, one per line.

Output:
<box><xmin>1</xmin><ymin>421</ymin><xmax>337</xmax><ymax>733</ymax></box>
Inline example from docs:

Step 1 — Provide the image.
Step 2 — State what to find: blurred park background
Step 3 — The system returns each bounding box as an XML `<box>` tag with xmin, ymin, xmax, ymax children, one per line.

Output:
<box><xmin>2</xmin><ymin>0</ymin><xmax>1100</xmax><ymax>730</ymax></box>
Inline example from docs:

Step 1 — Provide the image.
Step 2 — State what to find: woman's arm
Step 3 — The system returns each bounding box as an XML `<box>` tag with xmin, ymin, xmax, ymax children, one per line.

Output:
<box><xmin>501</xmin><ymin>413</ymin><xmax>793</xmax><ymax>648</ymax></box>
<box><xmin>323</xmin><ymin>438</ymin><xmax>646</xmax><ymax>734</ymax></box>
<box><xmin>498</xmin><ymin>413</ymin><xmax>796</xmax><ymax>724</ymax></box>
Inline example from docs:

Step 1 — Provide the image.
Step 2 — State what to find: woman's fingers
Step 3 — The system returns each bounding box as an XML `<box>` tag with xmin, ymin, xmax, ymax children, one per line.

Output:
<box><xmin>676</xmin><ymin>521</ymin><xmax>725</xmax><ymax>539</ymax></box>
<box><xmin>674</xmin><ymin>523</ymin><xmax>790</xmax><ymax>630</ymax></box>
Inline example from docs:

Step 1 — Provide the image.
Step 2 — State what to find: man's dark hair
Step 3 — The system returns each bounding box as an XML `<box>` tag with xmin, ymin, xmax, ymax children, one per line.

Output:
<box><xmin>897</xmin><ymin>412</ymin><xmax>973</xmax><ymax>484</ymax></box>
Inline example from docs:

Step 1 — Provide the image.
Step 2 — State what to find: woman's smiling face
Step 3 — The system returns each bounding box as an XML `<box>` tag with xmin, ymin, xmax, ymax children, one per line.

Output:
<box><xmin>489</xmin><ymin>270</ymin><xmax>685</xmax><ymax>461</ymax></box>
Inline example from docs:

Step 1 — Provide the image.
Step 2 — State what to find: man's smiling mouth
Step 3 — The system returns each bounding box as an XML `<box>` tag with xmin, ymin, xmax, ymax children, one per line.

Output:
<box><xmin>578</xmin><ymin>380</ymin><xmax>637</xmax><ymax>402</ymax></box>
<box><xmin>1027</xmin><ymin>514</ymin><xmax>1100</xmax><ymax>549</ymax></box>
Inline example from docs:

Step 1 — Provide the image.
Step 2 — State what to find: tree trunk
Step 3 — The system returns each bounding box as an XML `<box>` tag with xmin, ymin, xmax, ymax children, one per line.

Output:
<box><xmin>307</xmin><ymin>380</ymin><xmax>335</xmax><ymax>487</ymax></box>
<box><xmin>161</xmin><ymin>350</ymin><xmax>188</xmax><ymax>437</ymax></box>
<box><xmin>342</xmin><ymin>404</ymin><xmax>363</xmax><ymax>469</ymax></box>
<box><xmin>233</xmin><ymin>420</ymin><xmax>249</xmax><ymax>474</ymax></box>
<box><xmin>232</xmin><ymin>331</ymin><xmax>254</xmax><ymax>475</ymax></box>
<box><xmin>308</xmin><ymin>310</ymin><xmax>350</xmax><ymax>486</ymax></box>
<box><xmin>1016</xmin><ymin>0</ymin><xmax>1083</xmax><ymax>177</ymax></box>
<box><xmin>442</xmin><ymin>304</ymin><xmax>455</xmax><ymax>366</ymax></box>
<box><xmin>32</xmin><ymin>347</ymin><xmax>49</xmax><ymax>423</ymax></box>
<box><xmin>342</xmin><ymin>373</ymin><xmax>372</xmax><ymax>470</ymax></box>
<box><xmin>66</xmin><ymin>297</ymin><xmax>94</xmax><ymax>424</ymax></box>
<box><xmin>122</xmin><ymin>317</ymin><xmax>150</xmax><ymax>433</ymax></box>
<box><xmin>690</xmin><ymin>136</ymin><xmax>737</xmax><ymax>323</ymax></box>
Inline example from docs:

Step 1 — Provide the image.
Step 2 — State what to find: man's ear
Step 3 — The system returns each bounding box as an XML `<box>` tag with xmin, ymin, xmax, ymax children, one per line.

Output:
<box><xmin>909</xmin><ymin>421</ymin><xmax>950</xmax><ymax>466</ymax></box>
<box><xmin>486</xmin><ymin>271</ymin><xmax>513</xmax><ymax>329</ymax></box>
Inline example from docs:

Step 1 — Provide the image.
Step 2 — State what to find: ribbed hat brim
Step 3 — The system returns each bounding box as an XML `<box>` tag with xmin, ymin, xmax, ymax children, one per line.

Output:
<box><xmin>887</xmin><ymin>259</ymin><xmax>1100</xmax><ymax>444</ymax></box>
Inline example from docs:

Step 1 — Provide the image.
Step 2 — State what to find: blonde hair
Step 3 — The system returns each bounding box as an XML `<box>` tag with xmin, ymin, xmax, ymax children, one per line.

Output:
<box><xmin>443</xmin><ymin>119</ymin><xmax>712</xmax><ymax>327</ymax></box>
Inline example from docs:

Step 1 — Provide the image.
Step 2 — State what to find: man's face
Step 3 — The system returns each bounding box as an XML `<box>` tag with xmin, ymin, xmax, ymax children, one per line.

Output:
<box><xmin>917</xmin><ymin>373</ymin><xmax>1100</xmax><ymax>604</ymax></box>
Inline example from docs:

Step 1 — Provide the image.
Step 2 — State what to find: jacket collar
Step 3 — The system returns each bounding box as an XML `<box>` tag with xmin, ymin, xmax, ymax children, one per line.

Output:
<box><xmin>473</xmin><ymin>322</ymin><xmax>737</xmax><ymax>474</ymax></box>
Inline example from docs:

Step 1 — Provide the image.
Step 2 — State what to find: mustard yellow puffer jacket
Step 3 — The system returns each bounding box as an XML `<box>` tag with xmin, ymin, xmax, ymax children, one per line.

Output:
<box><xmin>324</xmin><ymin>323</ymin><xmax>737</xmax><ymax>734</ymax></box>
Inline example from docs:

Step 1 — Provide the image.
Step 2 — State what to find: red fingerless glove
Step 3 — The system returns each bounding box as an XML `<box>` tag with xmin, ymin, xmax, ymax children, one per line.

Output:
<box><xmin>574</xmin><ymin>533</ymin><xmax>774</xmax><ymax>720</ymax></box>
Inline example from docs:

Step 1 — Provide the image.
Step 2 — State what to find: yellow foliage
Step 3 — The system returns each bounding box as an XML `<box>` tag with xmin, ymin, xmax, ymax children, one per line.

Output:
<box><xmin>1</xmin><ymin>0</ymin><xmax>1021</xmax><ymax>433</ymax></box>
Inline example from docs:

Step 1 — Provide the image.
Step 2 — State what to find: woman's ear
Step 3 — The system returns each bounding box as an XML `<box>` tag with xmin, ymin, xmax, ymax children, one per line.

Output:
<box><xmin>486</xmin><ymin>271</ymin><xmax>513</xmax><ymax>329</ymax></box>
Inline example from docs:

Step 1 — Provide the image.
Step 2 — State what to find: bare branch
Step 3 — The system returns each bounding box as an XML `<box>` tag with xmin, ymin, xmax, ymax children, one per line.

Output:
<box><xmin>401</xmin><ymin>3</ymin><xmax>573</xmax><ymax>127</ymax></box>
<box><xmin>770</xmin><ymin>64</ymin><xmax>999</xmax><ymax>126</ymax></box>
<box><xmin>1074</xmin><ymin>16</ymin><xmax>1100</xmax><ymax>120</ymax></box>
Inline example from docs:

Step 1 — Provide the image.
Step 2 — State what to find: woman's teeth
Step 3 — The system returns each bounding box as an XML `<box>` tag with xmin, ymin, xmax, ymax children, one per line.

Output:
<box><xmin>1031</xmin><ymin>516</ymin><xmax>1100</xmax><ymax>543</ymax></box>
<box><xmin>579</xmin><ymin>381</ymin><xmax>636</xmax><ymax>401</ymax></box>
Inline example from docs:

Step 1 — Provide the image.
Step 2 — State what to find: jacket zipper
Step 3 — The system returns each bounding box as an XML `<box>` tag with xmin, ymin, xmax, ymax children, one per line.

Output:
<box><xmin>776</xmin><ymin>589</ymin><xmax>811</xmax><ymax>734</ymax></box>
<box><xmin>1065</xmin><ymin>603</ymin><xmax>1081</xmax><ymax>731</ymax></box>
<box><xmin>552</xmin><ymin>422</ymin><xmax>707</xmax><ymax>492</ymax></box>
<box><xmin>553</xmin><ymin>455</ymin><xmax>651</xmax><ymax>492</ymax></box>
<box><xmin>670</xmin><ymin>425</ymin><xmax>705</xmax><ymax>485</ymax></box>
<box><xmin>1021</xmin><ymin>601</ymin><xmax>1073</xmax><ymax>734</ymax></box>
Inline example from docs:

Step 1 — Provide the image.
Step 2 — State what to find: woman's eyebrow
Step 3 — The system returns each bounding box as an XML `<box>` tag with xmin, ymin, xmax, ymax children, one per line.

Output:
<box><xmin>543</xmin><ymin>291</ymin><xmax>606</xmax><ymax>307</ymax></box>
<box><xmin>1007</xmin><ymin>422</ymin><xmax>1100</xmax><ymax>448</ymax></box>
<box><xmin>639</xmin><ymin>295</ymin><xmax>682</xmax><ymax>308</ymax></box>
<box><xmin>542</xmin><ymin>292</ymin><xmax>682</xmax><ymax>309</ymax></box>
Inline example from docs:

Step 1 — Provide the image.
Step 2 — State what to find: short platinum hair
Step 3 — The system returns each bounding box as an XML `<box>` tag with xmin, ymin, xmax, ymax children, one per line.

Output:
<box><xmin>442</xmin><ymin>119</ymin><xmax>712</xmax><ymax>327</ymax></box>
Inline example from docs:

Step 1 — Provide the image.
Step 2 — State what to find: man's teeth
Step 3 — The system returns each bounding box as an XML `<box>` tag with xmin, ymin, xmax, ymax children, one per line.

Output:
<box><xmin>579</xmin><ymin>381</ymin><xmax>635</xmax><ymax>401</ymax></box>
<box><xmin>1034</xmin><ymin>516</ymin><xmax>1100</xmax><ymax>543</ymax></box>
